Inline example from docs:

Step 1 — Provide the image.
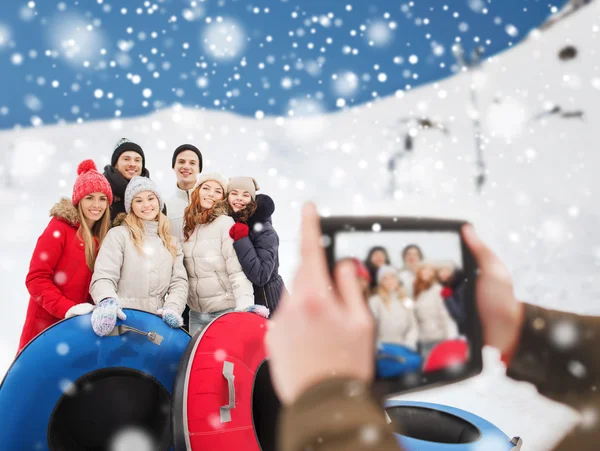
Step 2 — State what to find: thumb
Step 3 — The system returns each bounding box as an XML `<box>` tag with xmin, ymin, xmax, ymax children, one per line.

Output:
<box><xmin>461</xmin><ymin>224</ymin><xmax>498</xmax><ymax>269</ymax></box>
<box><xmin>117</xmin><ymin>309</ymin><xmax>127</xmax><ymax>321</ymax></box>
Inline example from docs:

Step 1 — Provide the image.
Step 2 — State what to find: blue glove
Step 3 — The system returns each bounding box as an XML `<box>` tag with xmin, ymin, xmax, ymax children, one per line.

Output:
<box><xmin>91</xmin><ymin>298</ymin><xmax>127</xmax><ymax>337</ymax></box>
<box><xmin>157</xmin><ymin>308</ymin><xmax>184</xmax><ymax>328</ymax></box>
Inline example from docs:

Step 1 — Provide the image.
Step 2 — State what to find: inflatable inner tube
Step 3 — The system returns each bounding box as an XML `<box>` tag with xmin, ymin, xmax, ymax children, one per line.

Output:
<box><xmin>173</xmin><ymin>312</ymin><xmax>281</xmax><ymax>451</ymax></box>
<box><xmin>0</xmin><ymin>309</ymin><xmax>190</xmax><ymax>451</ymax></box>
<box><xmin>386</xmin><ymin>405</ymin><xmax>481</xmax><ymax>444</ymax></box>
<box><xmin>385</xmin><ymin>401</ymin><xmax>522</xmax><ymax>451</ymax></box>
<box><xmin>48</xmin><ymin>368</ymin><xmax>171</xmax><ymax>451</ymax></box>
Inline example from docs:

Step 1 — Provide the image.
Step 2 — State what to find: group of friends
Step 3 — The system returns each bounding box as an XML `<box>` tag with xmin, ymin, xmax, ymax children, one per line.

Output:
<box><xmin>17</xmin><ymin>138</ymin><xmax>287</xmax><ymax>351</ymax></box>
<box><xmin>352</xmin><ymin>243</ymin><xmax>466</xmax><ymax>357</ymax></box>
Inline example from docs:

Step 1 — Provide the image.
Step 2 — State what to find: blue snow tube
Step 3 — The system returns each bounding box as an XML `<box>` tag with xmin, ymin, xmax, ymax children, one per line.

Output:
<box><xmin>376</xmin><ymin>343</ymin><xmax>423</xmax><ymax>378</ymax></box>
<box><xmin>385</xmin><ymin>400</ymin><xmax>523</xmax><ymax>451</ymax></box>
<box><xmin>0</xmin><ymin>309</ymin><xmax>190</xmax><ymax>451</ymax></box>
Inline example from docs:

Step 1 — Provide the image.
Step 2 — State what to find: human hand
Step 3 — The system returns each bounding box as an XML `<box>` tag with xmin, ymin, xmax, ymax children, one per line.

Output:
<box><xmin>461</xmin><ymin>224</ymin><xmax>524</xmax><ymax>356</ymax></box>
<box><xmin>91</xmin><ymin>298</ymin><xmax>127</xmax><ymax>337</ymax></box>
<box><xmin>229</xmin><ymin>223</ymin><xmax>249</xmax><ymax>241</ymax></box>
<box><xmin>65</xmin><ymin>302</ymin><xmax>95</xmax><ymax>319</ymax></box>
<box><xmin>265</xmin><ymin>203</ymin><xmax>375</xmax><ymax>405</ymax></box>
<box><xmin>157</xmin><ymin>308</ymin><xmax>184</xmax><ymax>328</ymax></box>
<box><xmin>237</xmin><ymin>304</ymin><xmax>270</xmax><ymax>318</ymax></box>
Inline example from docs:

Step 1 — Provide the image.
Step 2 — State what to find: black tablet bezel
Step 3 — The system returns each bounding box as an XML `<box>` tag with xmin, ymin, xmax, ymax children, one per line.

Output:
<box><xmin>320</xmin><ymin>216</ymin><xmax>483</xmax><ymax>399</ymax></box>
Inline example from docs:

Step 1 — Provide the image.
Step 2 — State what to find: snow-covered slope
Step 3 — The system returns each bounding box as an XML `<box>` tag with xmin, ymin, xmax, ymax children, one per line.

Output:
<box><xmin>1</xmin><ymin>3</ymin><xmax>599</xmax><ymax>449</ymax></box>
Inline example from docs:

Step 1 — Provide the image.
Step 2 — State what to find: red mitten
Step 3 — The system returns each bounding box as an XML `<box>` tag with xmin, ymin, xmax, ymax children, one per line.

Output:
<box><xmin>229</xmin><ymin>222</ymin><xmax>249</xmax><ymax>241</ymax></box>
<box><xmin>441</xmin><ymin>286</ymin><xmax>453</xmax><ymax>298</ymax></box>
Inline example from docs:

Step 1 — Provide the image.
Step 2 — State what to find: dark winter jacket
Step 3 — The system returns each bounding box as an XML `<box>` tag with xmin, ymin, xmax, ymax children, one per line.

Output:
<box><xmin>441</xmin><ymin>269</ymin><xmax>467</xmax><ymax>335</ymax></box>
<box><xmin>103</xmin><ymin>165</ymin><xmax>166</xmax><ymax>221</ymax></box>
<box><xmin>232</xmin><ymin>194</ymin><xmax>287</xmax><ymax>313</ymax></box>
<box><xmin>280</xmin><ymin>304</ymin><xmax>600</xmax><ymax>451</ymax></box>
<box><xmin>18</xmin><ymin>199</ymin><xmax>96</xmax><ymax>351</ymax></box>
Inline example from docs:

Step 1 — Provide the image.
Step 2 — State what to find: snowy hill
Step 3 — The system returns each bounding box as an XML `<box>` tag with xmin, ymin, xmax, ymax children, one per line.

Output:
<box><xmin>1</xmin><ymin>3</ymin><xmax>599</xmax><ymax>449</ymax></box>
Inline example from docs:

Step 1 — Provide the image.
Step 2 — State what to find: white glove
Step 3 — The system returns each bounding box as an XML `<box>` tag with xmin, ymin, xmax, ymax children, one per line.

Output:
<box><xmin>65</xmin><ymin>303</ymin><xmax>96</xmax><ymax>319</ymax></box>
<box><xmin>236</xmin><ymin>304</ymin><xmax>270</xmax><ymax>318</ymax></box>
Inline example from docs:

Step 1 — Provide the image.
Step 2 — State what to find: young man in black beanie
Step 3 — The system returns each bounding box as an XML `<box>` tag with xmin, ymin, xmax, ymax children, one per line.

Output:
<box><xmin>166</xmin><ymin>144</ymin><xmax>203</xmax><ymax>242</ymax></box>
<box><xmin>103</xmin><ymin>138</ymin><xmax>166</xmax><ymax>221</ymax></box>
<box><xmin>166</xmin><ymin>144</ymin><xmax>203</xmax><ymax>333</ymax></box>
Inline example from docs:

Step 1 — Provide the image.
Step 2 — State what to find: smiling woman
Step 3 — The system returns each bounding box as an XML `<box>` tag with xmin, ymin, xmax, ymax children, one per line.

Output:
<box><xmin>17</xmin><ymin>159</ymin><xmax>112</xmax><ymax>351</ymax></box>
<box><xmin>181</xmin><ymin>173</ymin><xmax>255</xmax><ymax>336</ymax></box>
<box><xmin>89</xmin><ymin>175</ymin><xmax>189</xmax><ymax>334</ymax></box>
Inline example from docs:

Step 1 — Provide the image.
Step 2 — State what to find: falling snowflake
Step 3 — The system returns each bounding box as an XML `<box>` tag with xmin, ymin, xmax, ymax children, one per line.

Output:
<box><xmin>24</xmin><ymin>94</ymin><xmax>43</xmax><ymax>112</ymax></box>
<box><xmin>0</xmin><ymin>24</ymin><xmax>11</xmax><ymax>48</ymax></box>
<box><xmin>59</xmin><ymin>378</ymin><xmax>76</xmax><ymax>396</ymax></box>
<box><xmin>47</xmin><ymin>13</ymin><xmax>107</xmax><ymax>68</ymax></box>
<box><xmin>505</xmin><ymin>24</ymin><xmax>519</xmax><ymax>37</ymax></box>
<box><xmin>214</xmin><ymin>349</ymin><xmax>227</xmax><ymax>362</ymax></box>
<box><xmin>109</xmin><ymin>427</ymin><xmax>155</xmax><ymax>451</ymax></box>
<box><xmin>202</xmin><ymin>17</ymin><xmax>247</xmax><ymax>61</ymax></box>
<box><xmin>56</xmin><ymin>342</ymin><xmax>70</xmax><ymax>356</ymax></box>
<box><xmin>550</xmin><ymin>320</ymin><xmax>579</xmax><ymax>350</ymax></box>
<box><xmin>332</xmin><ymin>71</ymin><xmax>359</xmax><ymax>97</ymax></box>
<box><xmin>366</xmin><ymin>20</ymin><xmax>393</xmax><ymax>47</ymax></box>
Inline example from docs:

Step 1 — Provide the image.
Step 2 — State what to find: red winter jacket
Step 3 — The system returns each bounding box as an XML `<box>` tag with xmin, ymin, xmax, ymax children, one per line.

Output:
<box><xmin>18</xmin><ymin>199</ymin><xmax>96</xmax><ymax>352</ymax></box>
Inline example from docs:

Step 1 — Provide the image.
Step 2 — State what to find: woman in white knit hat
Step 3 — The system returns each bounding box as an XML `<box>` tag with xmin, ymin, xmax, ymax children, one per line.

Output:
<box><xmin>181</xmin><ymin>173</ymin><xmax>256</xmax><ymax>335</ymax></box>
<box><xmin>368</xmin><ymin>265</ymin><xmax>419</xmax><ymax>350</ymax></box>
<box><xmin>89</xmin><ymin>176</ymin><xmax>189</xmax><ymax>336</ymax></box>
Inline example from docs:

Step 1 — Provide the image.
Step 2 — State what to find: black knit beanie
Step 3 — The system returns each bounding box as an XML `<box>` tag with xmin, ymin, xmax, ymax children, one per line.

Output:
<box><xmin>111</xmin><ymin>138</ymin><xmax>145</xmax><ymax>170</ymax></box>
<box><xmin>172</xmin><ymin>144</ymin><xmax>203</xmax><ymax>172</ymax></box>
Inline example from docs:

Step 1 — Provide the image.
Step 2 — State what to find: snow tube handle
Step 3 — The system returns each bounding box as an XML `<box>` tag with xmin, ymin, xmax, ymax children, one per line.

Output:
<box><xmin>107</xmin><ymin>324</ymin><xmax>164</xmax><ymax>346</ymax></box>
<box><xmin>510</xmin><ymin>436</ymin><xmax>524</xmax><ymax>450</ymax></box>
<box><xmin>220</xmin><ymin>361</ymin><xmax>236</xmax><ymax>423</ymax></box>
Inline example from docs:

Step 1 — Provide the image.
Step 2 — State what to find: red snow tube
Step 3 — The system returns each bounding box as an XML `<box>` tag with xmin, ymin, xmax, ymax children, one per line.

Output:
<box><xmin>423</xmin><ymin>339</ymin><xmax>469</xmax><ymax>372</ymax></box>
<box><xmin>172</xmin><ymin>312</ymin><xmax>281</xmax><ymax>451</ymax></box>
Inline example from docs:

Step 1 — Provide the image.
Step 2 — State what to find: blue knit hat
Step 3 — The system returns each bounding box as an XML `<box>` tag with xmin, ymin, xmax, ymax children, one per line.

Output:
<box><xmin>124</xmin><ymin>176</ymin><xmax>164</xmax><ymax>214</ymax></box>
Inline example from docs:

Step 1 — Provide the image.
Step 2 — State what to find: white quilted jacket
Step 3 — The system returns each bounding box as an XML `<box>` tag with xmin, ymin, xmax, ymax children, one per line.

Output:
<box><xmin>183</xmin><ymin>214</ymin><xmax>254</xmax><ymax>313</ymax></box>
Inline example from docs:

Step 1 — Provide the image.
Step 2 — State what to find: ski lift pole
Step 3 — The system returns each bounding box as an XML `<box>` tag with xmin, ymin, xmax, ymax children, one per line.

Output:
<box><xmin>453</xmin><ymin>44</ymin><xmax>487</xmax><ymax>192</ymax></box>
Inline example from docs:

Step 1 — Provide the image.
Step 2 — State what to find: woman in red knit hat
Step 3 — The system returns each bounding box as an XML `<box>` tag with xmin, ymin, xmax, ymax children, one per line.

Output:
<box><xmin>17</xmin><ymin>160</ymin><xmax>113</xmax><ymax>351</ymax></box>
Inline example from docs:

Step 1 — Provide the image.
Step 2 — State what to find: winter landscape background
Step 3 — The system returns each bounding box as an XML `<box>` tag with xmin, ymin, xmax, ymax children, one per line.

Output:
<box><xmin>1</xmin><ymin>1</ymin><xmax>599</xmax><ymax>449</ymax></box>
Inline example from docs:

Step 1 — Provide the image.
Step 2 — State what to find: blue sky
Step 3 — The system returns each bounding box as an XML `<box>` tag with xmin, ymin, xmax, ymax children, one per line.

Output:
<box><xmin>0</xmin><ymin>0</ymin><xmax>566</xmax><ymax>130</ymax></box>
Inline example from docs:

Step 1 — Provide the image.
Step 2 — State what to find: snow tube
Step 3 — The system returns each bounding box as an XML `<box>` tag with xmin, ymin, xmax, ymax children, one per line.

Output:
<box><xmin>172</xmin><ymin>311</ymin><xmax>280</xmax><ymax>451</ymax></box>
<box><xmin>385</xmin><ymin>400</ymin><xmax>523</xmax><ymax>451</ymax></box>
<box><xmin>423</xmin><ymin>339</ymin><xmax>469</xmax><ymax>372</ymax></box>
<box><xmin>376</xmin><ymin>343</ymin><xmax>423</xmax><ymax>378</ymax></box>
<box><xmin>0</xmin><ymin>309</ymin><xmax>190</xmax><ymax>451</ymax></box>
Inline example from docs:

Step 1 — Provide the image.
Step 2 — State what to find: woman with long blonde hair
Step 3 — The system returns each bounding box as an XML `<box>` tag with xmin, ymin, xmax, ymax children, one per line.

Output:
<box><xmin>89</xmin><ymin>176</ymin><xmax>188</xmax><ymax>336</ymax></box>
<box><xmin>368</xmin><ymin>265</ymin><xmax>419</xmax><ymax>350</ymax></box>
<box><xmin>182</xmin><ymin>173</ymin><xmax>255</xmax><ymax>335</ymax></box>
<box><xmin>18</xmin><ymin>160</ymin><xmax>112</xmax><ymax>351</ymax></box>
<box><xmin>413</xmin><ymin>262</ymin><xmax>459</xmax><ymax>355</ymax></box>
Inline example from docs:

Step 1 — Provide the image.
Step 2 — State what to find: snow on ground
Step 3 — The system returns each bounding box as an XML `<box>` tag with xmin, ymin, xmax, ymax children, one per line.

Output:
<box><xmin>1</xmin><ymin>3</ymin><xmax>599</xmax><ymax>449</ymax></box>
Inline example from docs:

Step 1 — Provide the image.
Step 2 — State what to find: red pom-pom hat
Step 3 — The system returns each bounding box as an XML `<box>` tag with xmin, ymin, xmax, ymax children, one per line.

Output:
<box><xmin>72</xmin><ymin>159</ymin><xmax>113</xmax><ymax>206</ymax></box>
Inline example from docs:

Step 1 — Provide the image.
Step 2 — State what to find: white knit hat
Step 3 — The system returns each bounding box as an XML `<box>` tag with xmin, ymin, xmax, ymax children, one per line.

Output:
<box><xmin>124</xmin><ymin>176</ymin><xmax>164</xmax><ymax>214</ymax></box>
<box><xmin>377</xmin><ymin>265</ymin><xmax>398</xmax><ymax>285</ymax></box>
<box><xmin>195</xmin><ymin>172</ymin><xmax>228</xmax><ymax>193</ymax></box>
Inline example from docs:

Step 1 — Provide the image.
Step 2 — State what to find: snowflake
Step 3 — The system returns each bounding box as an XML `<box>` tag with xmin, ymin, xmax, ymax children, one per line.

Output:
<box><xmin>505</xmin><ymin>24</ymin><xmax>519</xmax><ymax>37</ymax></box>
<box><xmin>56</xmin><ymin>342</ymin><xmax>70</xmax><ymax>356</ymax></box>
<box><xmin>109</xmin><ymin>427</ymin><xmax>155</xmax><ymax>451</ymax></box>
<box><xmin>202</xmin><ymin>17</ymin><xmax>247</xmax><ymax>61</ymax></box>
<box><xmin>332</xmin><ymin>71</ymin><xmax>359</xmax><ymax>97</ymax></box>
<box><xmin>366</xmin><ymin>20</ymin><xmax>393</xmax><ymax>47</ymax></box>
<box><xmin>0</xmin><ymin>24</ymin><xmax>11</xmax><ymax>48</ymax></box>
